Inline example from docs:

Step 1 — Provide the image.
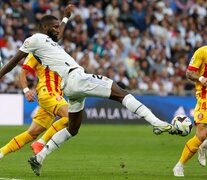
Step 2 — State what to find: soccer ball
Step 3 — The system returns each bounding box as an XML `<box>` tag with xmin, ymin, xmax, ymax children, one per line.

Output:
<box><xmin>171</xmin><ymin>115</ymin><xmax>193</xmax><ymax>136</ymax></box>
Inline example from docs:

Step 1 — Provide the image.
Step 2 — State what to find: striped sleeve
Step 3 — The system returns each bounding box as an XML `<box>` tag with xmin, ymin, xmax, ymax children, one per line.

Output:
<box><xmin>188</xmin><ymin>47</ymin><xmax>204</xmax><ymax>70</ymax></box>
<box><xmin>22</xmin><ymin>54</ymin><xmax>37</xmax><ymax>76</ymax></box>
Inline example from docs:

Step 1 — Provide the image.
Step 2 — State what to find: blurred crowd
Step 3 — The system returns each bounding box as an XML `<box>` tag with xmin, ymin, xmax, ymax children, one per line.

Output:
<box><xmin>0</xmin><ymin>0</ymin><xmax>207</xmax><ymax>95</ymax></box>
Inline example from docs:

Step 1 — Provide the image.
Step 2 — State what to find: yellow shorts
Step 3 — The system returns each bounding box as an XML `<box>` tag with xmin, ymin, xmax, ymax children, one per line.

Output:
<box><xmin>194</xmin><ymin>98</ymin><xmax>207</xmax><ymax>125</ymax></box>
<box><xmin>33</xmin><ymin>87</ymin><xmax>68</xmax><ymax>129</ymax></box>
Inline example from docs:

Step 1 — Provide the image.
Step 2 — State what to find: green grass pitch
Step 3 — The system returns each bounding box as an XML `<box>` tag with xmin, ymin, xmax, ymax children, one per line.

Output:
<box><xmin>0</xmin><ymin>124</ymin><xmax>206</xmax><ymax>180</ymax></box>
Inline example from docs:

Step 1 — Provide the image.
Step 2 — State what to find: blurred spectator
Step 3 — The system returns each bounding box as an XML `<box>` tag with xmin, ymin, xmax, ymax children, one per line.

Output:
<box><xmin>132</xmin><ymin>1</ymin><xmax>147</xmax><ymax>32</ymax></box>
<box><xmin>175</xmin><ymin>0</ymin><xmax>194</xmax><ymax>14</ymax></box>
<box><xmin>105</xmin><ymin>0</ymin><xmax>120</xmax><ymax>18</ymax></box>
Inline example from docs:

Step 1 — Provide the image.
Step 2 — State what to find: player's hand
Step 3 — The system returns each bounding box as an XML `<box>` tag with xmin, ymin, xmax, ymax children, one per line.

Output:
<box><xmin>64</xmin><ymin>4</ymin><xmax>75</xmax><ymax>18</ymax></box>
<box><xmin>200</xmin><ymin>77</ymin><xmax>207</xmax><ymax>86</ymax></box>
<box><xmin>25</xmin><ymin>90</ymin><xmax>36</xmax><ymax>102</ymax></box>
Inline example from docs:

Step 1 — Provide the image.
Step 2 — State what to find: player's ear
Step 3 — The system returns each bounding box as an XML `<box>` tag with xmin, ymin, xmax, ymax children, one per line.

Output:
<box><xmin>42</xmin><ymin>24</ymin><xmax>48</xmax><ymax>31</ymax></box>
<box><xmin>39</xmin><ymin>22</ymin><xmax>48</xmax><ymax>32</ymax></box>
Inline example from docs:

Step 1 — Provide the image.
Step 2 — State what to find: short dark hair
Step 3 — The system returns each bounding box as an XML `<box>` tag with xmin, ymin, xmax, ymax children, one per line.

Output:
<box><xmin>39</xmin><ymin>15</ymin><xmax>58</xmax><ymax>29</ymax></box>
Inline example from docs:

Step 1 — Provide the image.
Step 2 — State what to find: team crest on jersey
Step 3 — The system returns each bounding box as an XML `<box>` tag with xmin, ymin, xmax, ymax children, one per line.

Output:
<box><xmin>23</xmin><ymin>40</ymin><xmax>29</xmax><ymax>48</ymax></box>
<box><xmin>198</xmin><ymin>113</ymin><xmax>203</xmax><ymax>120</ymax></box>
<box><xmin>56</xmin><ymin>96</ymin><xmax>62</xmax><ymax>101</ymax></box>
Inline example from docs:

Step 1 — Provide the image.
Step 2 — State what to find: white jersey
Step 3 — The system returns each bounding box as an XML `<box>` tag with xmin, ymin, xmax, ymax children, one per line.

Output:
<box><xmin>19</xmin><ymin>33</ymin><xmax>82</xmax><ymax>78</ymax></box>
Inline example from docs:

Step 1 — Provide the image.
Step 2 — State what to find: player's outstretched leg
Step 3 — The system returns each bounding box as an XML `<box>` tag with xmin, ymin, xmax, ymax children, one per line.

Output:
<box><xmin>28</xmin><ymin>156</ymin><xmax>42</xmax><ymax>176</ymax></box>
<box><xmin>109</xmin><ymin>82</ymin><xmax>178</xmax><ymax>135</ymax></box>
<box><xmin>121</xmin><ymin>93</ymin><xmax>177</xmax><ymax>135</ymax></box>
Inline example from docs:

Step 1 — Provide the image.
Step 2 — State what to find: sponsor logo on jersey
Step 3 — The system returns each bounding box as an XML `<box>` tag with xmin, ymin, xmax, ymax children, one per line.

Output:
<box><xmin>23</xmin><ymin>40</ymin><xmax>29</xmax><ymax>48</ymax></box>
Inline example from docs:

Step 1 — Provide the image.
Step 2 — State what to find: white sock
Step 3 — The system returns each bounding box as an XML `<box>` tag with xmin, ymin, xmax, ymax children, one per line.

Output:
<box><xmin>37</xmin><ymin>138</ymin><xmax>46</xmax><ymax>145</ymax></box>
<box><xmin>0</xmin><ymin>152</ymin><xmax>4</xmax><ymax>159</ymax></box>
<box><xmin>122</xmin><ymin>94</ymin><xmax>168</xmax><ymax>126</ymax></box>
<box><xmin>36</xmin><ymin>128</ymin><xmax>72</xmax><ymax>164</ymax></box>
<box><xmin>200</xmin><ymin>138</ymin><xmax>207</xmax><ymax>149</ymax></box>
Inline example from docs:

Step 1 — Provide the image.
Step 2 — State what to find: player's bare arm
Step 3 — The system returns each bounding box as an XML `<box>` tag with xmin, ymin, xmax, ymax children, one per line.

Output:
<box><xmin>19</xmin><ymin>68</ymin><xmax>36</xmax><ymax>102</ymax></box>
<box><xmin>0</xmin><ymin>50</ymin><xmax>28</xmax><ymax>79</ymax></box>
<box><xmin>186</xmin><ymin>69</ymin><xmax>200</xmax><ymax>82</ymax></box>
<box><xmin>186</xmin><ymin>69</ymin><xmax>207</xmax><ymax>86</ymax></box>
<box><xmin>58</xmin><ymin>4</ymin><xmax>75</xmax><ymax>40</ymax></box>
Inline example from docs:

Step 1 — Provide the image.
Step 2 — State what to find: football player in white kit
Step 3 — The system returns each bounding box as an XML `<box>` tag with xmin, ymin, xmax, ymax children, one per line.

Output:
<box><xmin>0</xmin><ymin>8</ymin><xmax>177</xmax><ymax>176</ymax></box>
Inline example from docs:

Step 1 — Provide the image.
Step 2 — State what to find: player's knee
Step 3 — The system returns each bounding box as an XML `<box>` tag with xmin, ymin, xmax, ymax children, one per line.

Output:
<box><xmin>67</xmin><ymin>128</ymin><xmax>79</xmax><ymax>136</ymax></box>
<box><xmin>197</xmin><ymin>132</ymin><xmax>207</xmax><ymax>142</ymax></box>
<box><xmin>110</xmin><ymin>82</ymin><xmax>128</xmax><ymax>102</ymax></box>
<box><xmin>28</xmin><ymin>132</ymin><xmax>38</xmax><ymax>139</ymax></box>
<box><xmin>110</xmin><ymin>91</ymin><xmax>128</xmax><ymax>102</ymax></box>
<box><xmin>73</xmin><ymin>129</ymin><xmax>80</xmax><ymax>136</ymax></box>
<box><xmin>71</xmin><ymin>131</ymin><xmax>79</xmax><ymax>136</ymax></box>
<box><xmin>27</xmin><ymin>129</ymin><xmax>42</xmax><ymax>139</ymax></box>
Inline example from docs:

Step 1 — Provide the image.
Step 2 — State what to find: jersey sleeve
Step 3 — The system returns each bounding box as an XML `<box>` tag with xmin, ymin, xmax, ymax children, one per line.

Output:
<box><xmin>188</xmin><ymin>47</ymin><xmax>204</xmax><ymax>72</ymax></box>
<box><xmin>22</xmin><ymin>54</ymin><xmax>37</xmax><ymax>76</ymax></box>
<box><xmin>19</xmin><ymin>35</ymin><xmax>40</xmax><ymax>54</ymax></box>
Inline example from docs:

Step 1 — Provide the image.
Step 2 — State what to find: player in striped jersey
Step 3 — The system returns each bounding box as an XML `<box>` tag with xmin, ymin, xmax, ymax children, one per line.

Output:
<box><xmin>23</xmin><ymin>53</ymin><xmax>69</xmax><ymax>154</ymax></box>
<box><xmin>173</xmin><ymin>46</ymin><xmax>207</xmax><ymax>177</ymax></box>
<box><xmin>0</xmin><ymin>53</ymin><xmax>68</xmax><ymax>158</ymax></box>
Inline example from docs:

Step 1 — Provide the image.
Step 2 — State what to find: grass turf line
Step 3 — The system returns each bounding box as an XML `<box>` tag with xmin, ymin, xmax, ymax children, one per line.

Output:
<box><xmin>0</xmin><ymin>124</ymin><xmax>206</xmax><ymax>180</ymax></box>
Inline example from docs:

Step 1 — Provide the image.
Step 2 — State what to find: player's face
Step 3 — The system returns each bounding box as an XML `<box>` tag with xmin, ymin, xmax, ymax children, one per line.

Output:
<box><xmin>47</xmin><ymin>20</ymin><xmax>60</xmax><ymax>42</ymax></box>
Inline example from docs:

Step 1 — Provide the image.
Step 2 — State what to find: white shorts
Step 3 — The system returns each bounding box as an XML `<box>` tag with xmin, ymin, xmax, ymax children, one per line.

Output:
<box><xmin>62</xmin><ymin>68</ymin><xmax>113</xmax><ymax>112</ymax></box>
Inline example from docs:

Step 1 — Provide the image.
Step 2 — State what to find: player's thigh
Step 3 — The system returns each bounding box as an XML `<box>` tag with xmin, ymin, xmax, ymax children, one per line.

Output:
<box><xmin>85</xmin><ymin>73</ymin><xmax>113</xmax><ymax>97</ymax></box>
<box><xmin>33</xmin><ymin>106</ymin><xmax>55</xmax><ymax>129</ymax></box>
<box><xmin>64</xmin><ymin>70</ymin><xmax>113</xmax><ymax>98</ymax></box>
<box><xmin>38</xmin><ymin>88</ymin><xmax>68</xmax><ymax>116</ymax></box>
<box><xmin>56</xmin><ymin>104</ymin><xmax>68</xmax><ymax>117</ymax></box>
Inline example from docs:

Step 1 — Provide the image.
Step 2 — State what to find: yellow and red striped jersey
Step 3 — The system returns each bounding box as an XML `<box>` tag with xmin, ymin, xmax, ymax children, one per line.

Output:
<box><xmin>188</xmin><ymin>46</ymin><xmax>207</xmax><ymax>98</ymax></box>
<box><xmin>23</xmin><ymin>53</ymin><xmax>63</xmax><ymax>95</ymax></box>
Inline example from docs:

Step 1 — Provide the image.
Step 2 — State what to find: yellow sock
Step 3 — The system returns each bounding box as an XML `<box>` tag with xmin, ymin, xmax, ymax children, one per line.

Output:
<box><xmin>179</xmin><ymin>135</ymin><xmax>202</xmax><ymax>164</ymax></box>
<box><xmin>0</xmin><ymin>131</ymin><xmax>33</xmax><ymax>155</ymax></box>
<box><xmin>42</xmin><ymin>117</ymin><xmax>68</xmax><ymax>143</ymax></box>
